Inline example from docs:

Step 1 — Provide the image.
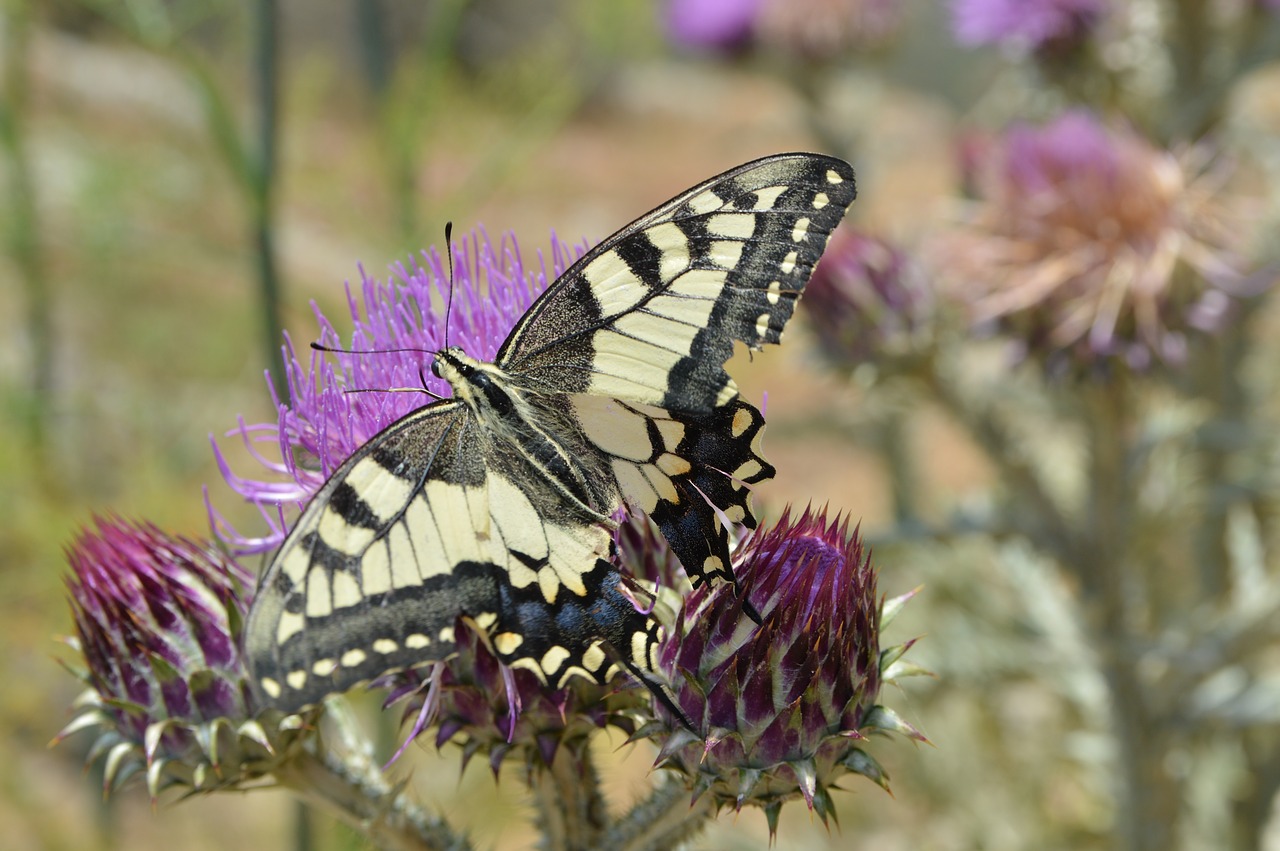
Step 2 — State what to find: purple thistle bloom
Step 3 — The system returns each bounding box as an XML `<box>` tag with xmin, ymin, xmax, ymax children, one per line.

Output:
<box><xmin>950</xmin><ymin>0</ymin><xmax>1107</xmax><ymax>52</ymax></box>
<box><xmin>212</xmin><ymin>230</ymin><xmax>585</xmax><ymax>554</ymax></box>
<box><xmin>652</xmin><ymin>507</ymin><xmax>921</xmax><ymax>831</ymax></box>
<box><xmin>381</xmin><ymin>615</ymin><xmax>648</xmax><ymax>774</ymax></box>
<box><xmin>65</xmin><ymin>518</ymin><xmax>253</xmax><ymax>732</ymax></box>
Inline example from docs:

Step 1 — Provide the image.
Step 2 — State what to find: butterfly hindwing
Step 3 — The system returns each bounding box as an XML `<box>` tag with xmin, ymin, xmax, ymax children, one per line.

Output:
<box><xmin>570</xmin><ymin>394</ymin><xmax>772</xmax><ymax>586</ymax></box>
<box><xmin>496</xmin><ymin>154</ymin><xmax>857</xmax><ymax>412</ymax></box>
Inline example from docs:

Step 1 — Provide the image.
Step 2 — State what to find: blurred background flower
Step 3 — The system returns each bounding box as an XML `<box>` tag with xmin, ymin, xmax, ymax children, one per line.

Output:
<box><xmin>933</xmin><ymin>109</ymin><xmax>1253</xmax><ymax>371</ymax></box>
<box><xmin>802</xmin><ymin>226</ymin><xmax>933</xmax><ymax>367</ymax></box>
<box><xmin>667</xmin><ymin>0</ymin><xmax>903</xmax><ymax>57</ymax></box>
<box><xmin>949</xmin><ymin>0</ymin><xmax>1108</xmax><ymax>53</ymax></box>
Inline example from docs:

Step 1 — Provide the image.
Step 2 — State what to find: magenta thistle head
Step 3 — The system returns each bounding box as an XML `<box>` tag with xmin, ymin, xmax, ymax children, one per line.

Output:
<box><xmin>56</xmin><ymin>517</ymin><xmax>304</xmax><ymax>796</ymax></box>
<box><xmin>652</xmin><ymin>507</ymin><xmax>921</xmax><ymax>830</ymax></box>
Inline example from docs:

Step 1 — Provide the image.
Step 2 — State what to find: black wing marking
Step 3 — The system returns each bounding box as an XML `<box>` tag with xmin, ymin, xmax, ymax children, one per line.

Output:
<box><xmin>495</xmin><ymin>153</ymin><xmax>857</xmax><ymax>412</ymax></box>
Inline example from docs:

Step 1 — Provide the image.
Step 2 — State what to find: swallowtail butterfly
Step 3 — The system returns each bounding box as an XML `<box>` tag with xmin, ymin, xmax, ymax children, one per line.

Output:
<box><xmin>245</xmin><ymin>153</ymin><xmax>857</xmax><ymax>712</ymax></box>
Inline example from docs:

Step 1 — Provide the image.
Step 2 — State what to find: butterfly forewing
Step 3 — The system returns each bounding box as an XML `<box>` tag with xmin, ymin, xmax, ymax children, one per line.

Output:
<box><xmin>245</xmin><ymin>153</ymin><xmax>856</xmax><ymax>714</ymax></box>
<box><xmin>495</xmin><ymin>154</ymin><xmax>857</xmax><ymax>412</ymax></box>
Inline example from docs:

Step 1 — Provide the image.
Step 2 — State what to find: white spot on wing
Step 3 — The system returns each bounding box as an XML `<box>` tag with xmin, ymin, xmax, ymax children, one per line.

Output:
<box><xmin>361</xmin><ymin>540</ymin><xmax>393</xmax><ymax>595</ymax></box>
<box><xmin>330</xmin><ymin>569</ymin><xmax>362</xmax><ymax>611</ymax></box>
<box><xmin>791</xmin><ymin>218</ymin><xmax>811</xmax><ymax>243</ymax></box>
<box><xmin>613</xmin><ymin>458</ymin><xmax>659</xmax><ymax>512</ymax></box>
<box><xmin>613</xmin><ymin>311</ymin><xmax>698</xmax><ymax>357</ymax></box>
<box><xmin>344</xmin><ymin>457</ymin><xmax>414</xmax><ymax>522</ymax></box>
<box><xmin>709</xmin><ymin>239</ymin><xmax>745</xmax><ymax>270</ymax></box>
<box><xmin>385</xmin><ymin>519</ymin><xmax>424</xmax><ymax>588</ymax></box>
<box><xmin>654</xmin><ymin>417</ymin><xmax>685</xmax><ymax>449</ymax></box>
<box><xmin>494</xmin><ymin>632</ymin><xmax>524</xmax><ymax>655</ymax></box>
<box><xmin>749</xmin><ymin>185</ymin><xmax>788</xmax><ymax>209</ymax></box>
<box><xmin>317</xmin><ymin>508</ymin><xmax>376</xmax><ymax>555</ymax></box>
<box><xmin>584</xmin><ymin>250</ymin><xmax>648</xmax><ymax>316</ymax></box>
<box><xmin>582</xmin><ymin>641</ymin><xmax>607</xmax><ymax>672</ymax></box>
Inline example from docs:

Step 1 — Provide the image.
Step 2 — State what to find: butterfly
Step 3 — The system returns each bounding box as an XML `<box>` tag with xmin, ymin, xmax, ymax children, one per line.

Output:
<box><xmin>244</xmin><ymin>153</ymin><xmax>856</xmax><ymax>712</ymax></box>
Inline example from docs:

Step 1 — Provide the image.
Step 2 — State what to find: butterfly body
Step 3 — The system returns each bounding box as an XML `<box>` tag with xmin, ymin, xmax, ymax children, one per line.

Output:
<box><xmin>245</xmin><ymin>153</ymin><xmax>856</xmax><ymax>712</ymax></box>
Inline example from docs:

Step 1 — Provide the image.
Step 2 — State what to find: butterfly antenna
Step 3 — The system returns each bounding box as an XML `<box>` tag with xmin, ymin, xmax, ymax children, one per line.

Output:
<box><xmin>442</xmin><ymin>221</ymin><xmax>455</xmax><ymax>350</ymax></box>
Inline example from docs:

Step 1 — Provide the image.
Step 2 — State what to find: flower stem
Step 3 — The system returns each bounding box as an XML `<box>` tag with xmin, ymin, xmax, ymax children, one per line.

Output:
<box><xmin>923</xmin><ymin>367</ymin><xmax>1077</xmax><ymax>564</ymax></box>
<box><xmin>527</xmin><ymin>745</ymin><xmax>609</xmax><ymax>850</ymax></box>
<box><xmin>272</xmin><ymin>746</ymin><xmax>468</xmax><ymax>851</ymax></box>
<box><xmin>602</xmin><ymin>778</ymin><xmax>714</xmax><ymax>851</ymax></box>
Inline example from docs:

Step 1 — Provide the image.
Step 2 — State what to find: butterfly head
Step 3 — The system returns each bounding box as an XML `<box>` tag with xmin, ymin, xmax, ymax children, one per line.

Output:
<box><xmin>431</xmin><ymin>346</ymin><xmax>521</xmax><ymax>419</ymax></box>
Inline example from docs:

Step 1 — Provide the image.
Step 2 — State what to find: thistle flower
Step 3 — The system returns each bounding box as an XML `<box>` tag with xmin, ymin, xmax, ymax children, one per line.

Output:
<box><xmin>949</xmin><ymin>0</ymin><xmax>1108</xmax><ymax>53</ymax></box>
<box><xmin>56</xmin><ymin>517</ymin><xmax>304</xmax><ymax>797</ymax></box>
<box><xmin>665</xmin><ymin>0</ymin><xmax>902</xmax><ymax>57</ymax></box>
<box><xmin>803</xmin><ymin>227</ymin><xmax>932</xmax><ymax>367</ymax></box>
<box><xmin>935</xmin><ymin>110</ymin><xmax>1255</xmax><ymax>371</ymax></box>
<box><xmin>649</xmin><ymin>507</ymin><xmax>923</xmax><ymax>834</ymax></box>
<box><xmin>212</xmin><ymin>230</ymin><xmax>582</xmax><ymax>554</ymax></box>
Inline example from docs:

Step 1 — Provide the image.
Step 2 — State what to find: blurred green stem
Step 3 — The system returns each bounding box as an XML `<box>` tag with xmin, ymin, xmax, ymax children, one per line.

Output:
<box><xmin>1189</xmin><ymin>323</ymin><xmax>1251</xmax><ymax>598</ymax></box>
<box><xmin>274</xmin><ymin>747</ymin><xmax>468</xmax><ymax>851</ymax></box>
<box><xmin>876</xmin><ymin>409</ymin><xmax>920</xmax><ymax>527</ymax></box>
<box><xmin>1078</xmin><ymin>379</ymin><xmax>1173</xmax><ymax>851</ymax></box>
<box><xmin>528</xmin><ymin>745</ymin><xmax>609</xmax><ymax>850</ymax></box>
<box><xmin>1164</xmin><ymin>1</ymin><xmax>1280</xmax><ymax>140</ymax></box>
<box><xmin>359</xmin><ymin>0</ymin><xmax>470</xmax><ymax>247</ymax></box>
<box><xmin>924</xmin><ymin>368</ymin><xmax>1077</xmax><ymax>564</ymax></box>
<box><xmin>602</xmin><ymin>778</ymin><xmax>715</xmax><ymax>850</ymax></box>
<box><xmin>251</xmin><ymin>0</ymin><xmax>285</xmax><ymax>398</ymax></box>
<box><xmin>1</xmin><ymin>0</ymin><xmax>52</xmax><ymax>448</ymax></box>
